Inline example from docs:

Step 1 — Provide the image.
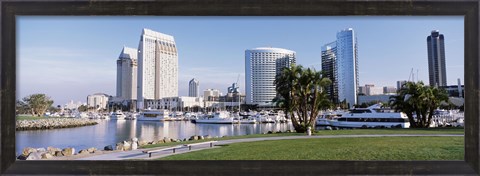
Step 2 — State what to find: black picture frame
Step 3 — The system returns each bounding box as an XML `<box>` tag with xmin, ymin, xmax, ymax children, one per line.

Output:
<box><xmin>1</xmin><ymin>0</ymin><xmax>478</xmax><ymax>175</ymax></box>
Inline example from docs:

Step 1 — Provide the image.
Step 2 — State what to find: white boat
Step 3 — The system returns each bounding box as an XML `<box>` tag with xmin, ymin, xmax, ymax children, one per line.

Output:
<box><xmin>316</xmin><ymin>110</ymin><xmax>345</xmax><ymax>126</ymax></box>
<box><xmin>329</xmin><ymin>104</ymin><xmax>410</xmax><ymax>128</ymax></box>
<box><xmin>110</xmin><ymin>110</ymin><xmax>126</xmax><ymax>120</ymax></box>
<box><xmin>194</xmin><ymin>111</ymin><xmax>236</xmax><ymax>124</ymax></box>
<box><xmin>125</xmin><ymin>112</ymin><xmax>138</xmax><ymax>120</ymax></box>
<box><xmin>137</xmin><ymin>109</ymin><xmax>170</xmax><ymax>121</ymax></box>
<box><xmin>100</xmin><ymin>113</ymin><xmax>110</xmax><ymax>119</ymax></box>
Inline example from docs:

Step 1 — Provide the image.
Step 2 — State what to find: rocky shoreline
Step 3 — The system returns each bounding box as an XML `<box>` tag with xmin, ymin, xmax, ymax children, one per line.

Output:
<box><xmin>18</xmin><ymin>135</ymin><xmax>226</xmax><ymax>160</ymax></box>
<box><xmin>16</xmin><ymin>118</ymin><xmax>98</xmax><ymax>131</ymax></box>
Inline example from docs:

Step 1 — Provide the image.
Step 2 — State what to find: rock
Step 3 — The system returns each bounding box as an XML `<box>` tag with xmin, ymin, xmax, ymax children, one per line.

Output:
<box><xmin>131</xmin><ymin>141</ymin><xmax>138</xmax><ymax>150</ymax></box>
<box><xmin>55</xmin><ymin>151</ymin><xmax>64</xmax><ymax>157</ymax></box>
<box><xmin>131</xmin><ymin>137</ymin><xmax>138</xmax><ymax>142</ymax></box>
<box><xmin>138</xmin><ymin>139</ymin><xmax>147</xmax><ymax>146</ymax></box>
<box><xmin>104</xmin><ymin>145</ymin><xmax>114</xmax><ymax>151</ymax></box>
<box><xmin>157</xmin><ymin>140</ymin><xmax>164</xmax><ymax>144</ymax></box>
<box><xmin>175</xmin><ymin>139</ymin><xmax>181</xmax><ymax>142</ymax></box>
<box><xmin>116</xmin><ymin>142</ymin><xmax>124</xmax><ymax>151</ymax></box>
<box><xmin>163</xmin><ymin>137</ymin><xmax>171</xmax><ymax>143</ymax></box>
<box><xmin>286</xmin><ymin>130</ymin><xmax>291</xmax><ymax>133</ymax></box>
<box><xmin>183</xmin><ymin>138</ymin><xmax>188</xmax><ymax>141</ymax></box>
<box><xmin>47</xmin><ymin>147</ymin><xmax>61</xmax><ymax>154</ymax></box>
<box><xmin>36</xmin><ymin>148</ymin><xmax>47</xmax><ymax>153</ymax></box>
<box><xmin>87</xmin><ymin>147</ymin><xmax>97</xmax><ymax>153</ymax></box>
<box><xmin>22</xmin><ymin>147</ymin><xmax>37</xmax><ymax>156</ymax></box>
<box><xmin>17</xmin><ymin>155</ymin><xmax>28</xmax><ymax>160</ymax></box>
<box><xmin>199</xmin><ymin>136</ymin><xmax>205</xmax><ymax>140</ymax></box>
<box><xmin>204</xmin><ymin>135</ymin><xmax>212</xmax><ymax>139</ymax></box>
<box><xmin>123</xmin><ymin>141</ymin><xmax>131</xmax><ymax>150</ymax></box>
<box><xmin>267</xmin><ymin>131</ymin><xmax>273</xmax><ymax>134</ymax></box>
<box><xmin>61</xmin><ymin>148</ymin><xmax>75</xmax><ymax>156</ymax></box>
<box><xmin>222</xmin><ymin>135</ymin><xmax>227</xmax><ymax>138</ymax></box>
<box><xmin>325</xmin><ymin>126</ymin><xmax>333</xmax><ymax>130</ymax></box>
<box><xmin>41</xmin><ymin>153</ymin><xmax>53</xmax><ymax>159</ymax></box>
<box><xmin>25</xmin><ymin>152</ymin><xmax>42</xmax><ymax>160</ymax></box>
<box><xmin>170</xmin><ymin>138</ymin><xmax>176</xmax><ymax>142</ymax></box>
<box><xmin>78</xmin><ymin>149</ymin><xmax>89</xmax><ymax>155</ymax></box>
<box><xmin>189</xmin><ymin>135</ymin><xmax>199</xmax><ymax>141</ymax></box>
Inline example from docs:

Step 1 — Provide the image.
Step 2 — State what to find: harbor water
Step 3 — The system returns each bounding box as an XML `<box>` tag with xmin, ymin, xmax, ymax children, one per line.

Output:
<box><xmin>16</xmin><ymin>119</ymin><xmax>295</xmax><ymax>155</ymax></box>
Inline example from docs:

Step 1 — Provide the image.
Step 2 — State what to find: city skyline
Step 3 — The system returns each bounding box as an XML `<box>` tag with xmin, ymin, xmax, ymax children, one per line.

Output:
<box><xmin>18</xmin><ymin>16</ymin><xmax>464</xmax><ymax>105</ymax></box>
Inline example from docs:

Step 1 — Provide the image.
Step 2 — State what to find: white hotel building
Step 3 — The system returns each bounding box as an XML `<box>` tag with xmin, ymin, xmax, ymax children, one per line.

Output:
<box><xmin>137</xmin><ymin>29</ymin><xmax>178</xmax><ymax>109</ymax></box>
<box><xmin>245</xmin><ymin>47</ymin><xmax>296</xmax><ymax>106</ymax></box>
<box><xmin>116</xmin><ymin>46</ymin><xmax>138</xmax><ymax>100</ymax></box>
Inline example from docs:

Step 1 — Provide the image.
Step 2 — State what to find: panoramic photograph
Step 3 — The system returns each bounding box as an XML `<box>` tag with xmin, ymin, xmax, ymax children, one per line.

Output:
<box><xmin>16</xmin><ymin>16</ymin><xmax>464</xmax><ymax>161</ymax></box>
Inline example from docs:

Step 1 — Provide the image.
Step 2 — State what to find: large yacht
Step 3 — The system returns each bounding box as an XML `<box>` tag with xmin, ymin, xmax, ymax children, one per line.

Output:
<box><xmin>110</xmin><ymin>110</ymin><xmax>126</xmax><ymax>120</ymax></box>
<box><xmin>194</xmin><ymin>111</ymin><xmax>236</xmax><ymax>124</ymax></box>
<box><xmin>137</xmin><ymin>109</ymin><xmax>170</xmax><ymax>121</ymax></box>
<box><xmin>328</xmin><ymin>104</ymin><xmax>410</xmax><ymax>128</ymax></box>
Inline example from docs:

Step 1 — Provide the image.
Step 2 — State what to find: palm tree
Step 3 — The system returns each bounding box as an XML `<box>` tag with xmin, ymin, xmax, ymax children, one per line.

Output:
<box><xmin>275</xmin><ymin>64</ymin><xmax>332</xmax><ymax>133</ymax></box>
<box><xmin>389</xmin><ymin>81</ymin><xmax>449</xmax><ymax>128</ymax></box>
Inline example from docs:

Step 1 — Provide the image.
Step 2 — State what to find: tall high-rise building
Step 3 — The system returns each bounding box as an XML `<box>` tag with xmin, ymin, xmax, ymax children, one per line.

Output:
<box><xmin>335</xmin><ymin>28</ymin><xmax>359</xmax><ymax>108</ymax></box>
<box><xmin>245</xmin><ymin>47</ymin><xmax>296</xmax><ymax>106</ymax></box>
<box><xmin>427</xmin><ymin>30</ymin><xmax>447</xmax><ymax>87</ymax></box>
<box><xmin>116</xmin><ymin>46</ymin><xmax>138</xmax><ymax>100</ymax></box>
<box><xmin>321</xmin><ymin>41</ymin><xmax>338</xmax><ymax>103</ymax></box>
<box><xmin>137</xmin><ymin>28</ymin><xmax>178</xmax><ymax>109</ymax></box>
<box><xmin>189</xmin><ymin>78</ymin><xmax>199</xmax><ymax>97</ymax></box>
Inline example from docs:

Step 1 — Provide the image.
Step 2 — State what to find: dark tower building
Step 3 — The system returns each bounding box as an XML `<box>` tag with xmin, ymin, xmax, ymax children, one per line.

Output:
<box><xmin>427</xmin><ymin>30</ymin><xmax>447</xmax><ymax>87</ymax></box>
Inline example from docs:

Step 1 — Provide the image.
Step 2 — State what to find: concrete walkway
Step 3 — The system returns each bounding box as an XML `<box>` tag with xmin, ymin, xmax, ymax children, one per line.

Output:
<box><xmin>76</xmin><ymin>134</ymin><xmax>463</xmax><ymax>160</ymax></box>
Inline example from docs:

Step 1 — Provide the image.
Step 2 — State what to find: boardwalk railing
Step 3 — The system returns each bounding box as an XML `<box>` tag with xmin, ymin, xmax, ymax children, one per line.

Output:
<box><xmin>143</xmin><ymin>141</ymin><xmax>218</xmax><ymax>158</ymax></box>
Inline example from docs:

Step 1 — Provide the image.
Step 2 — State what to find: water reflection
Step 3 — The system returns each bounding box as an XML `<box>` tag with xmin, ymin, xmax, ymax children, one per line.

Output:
<box><xmin>16</xmin><ymin>120</ymin><xmax>295</xmax><ymax>155</ymax></box>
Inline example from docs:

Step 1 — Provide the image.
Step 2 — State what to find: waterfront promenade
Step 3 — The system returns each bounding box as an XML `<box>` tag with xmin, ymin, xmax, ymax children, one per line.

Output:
<box><xmin>75</xmin><ymin>134</ymin><xmax>463</xmax><ymax>160</ymax></box>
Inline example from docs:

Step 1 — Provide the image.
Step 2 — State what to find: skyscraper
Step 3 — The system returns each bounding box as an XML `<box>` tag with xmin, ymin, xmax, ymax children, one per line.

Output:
<box><xmin>335</xmin><ymin>28</ymin><xmax>359</xmax><ymax>108</ymax></box>
<box><xmin>137</xmin><ymin>28</ymin><xmax>178</xmax><ymax>109</ymax></box>
<box><xmin>321</xmin><ymin>41</ymin><xmax>338</xmax><ymax>104</ymax></box>
<box><xmin>427</xmin><ymin>30</ymin><xmax>447</xmax><ymax>87</ymax></box>
<box><xmin>189</xmin><ymin>78</ymin><xmax>199</xmax><ymax>97</ymax></box>
<box><xmin>116</xmin><ymin>46</ymin><xmax>137</xmax><ymax>100</ymax></box>
<box><xmin>245</xmin><ymin>47</ymin><xmax>296</xmax><ymax>106</ymax></box>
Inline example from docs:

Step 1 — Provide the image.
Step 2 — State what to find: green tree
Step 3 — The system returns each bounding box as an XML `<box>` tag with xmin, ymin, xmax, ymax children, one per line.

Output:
<box><xmin>389</xmin><ymin>81</ymin><xmax>449</xmax><ymax>128</ymax></box>
<box><xmin>275</xmin><ymin>64</ymin><xmax>332</xmax><ymax>133</ymax></box>
<box><xmin>22</xmin><ymin>94</ymin><xmax>54</xmax><ymax>116</ymax></box>
<box><xmin>16</xmin><ymin>100</ymin><xmax>30</xmax><ymax>114</ymax></box>
<box><xmin>78</xmin><ymin>105</ymin><xmax>88</xmax><ymax>112</ymax></box>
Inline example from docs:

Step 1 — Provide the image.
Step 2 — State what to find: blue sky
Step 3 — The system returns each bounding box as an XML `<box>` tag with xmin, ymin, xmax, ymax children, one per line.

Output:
<box><xmin>17</xmin><ymin>16</ymin><xmax>464</xmax><ymax>106</ymax></box>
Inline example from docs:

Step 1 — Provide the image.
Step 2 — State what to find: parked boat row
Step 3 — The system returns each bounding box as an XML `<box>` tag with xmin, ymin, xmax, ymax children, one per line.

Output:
<box><xmin>315</xmin><ymin>104</ymin><xmax>464</xmax><ymax>129</ymax></box>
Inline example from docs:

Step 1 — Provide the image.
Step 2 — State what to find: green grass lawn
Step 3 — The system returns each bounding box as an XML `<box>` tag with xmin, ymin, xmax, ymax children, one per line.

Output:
<box><xmin>140</xmin><ymin>127</ymin><xmax>463</xmax><ymax>149</ymax></box>
<box><xmin>159</xmin><ymin>136</ymin><xmax>464</xmax><ymax>160</ymax></box>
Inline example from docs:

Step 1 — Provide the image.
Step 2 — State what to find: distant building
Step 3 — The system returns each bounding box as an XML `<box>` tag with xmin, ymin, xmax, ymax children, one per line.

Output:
<box><xmin>116</xmin><ymin>46</ymin><xmax>138</xmax><ymax>100</ymax></box>
<box><xmin>188</xmin><ymin>78</ymin><xmax>199</xmax><ymax>97</ymax></box>
<box><xmin>439</xmin><ymin>85</ymin><xmax>465</xmax><ymax>97</ymax></box>
<box><xmin>358</xmin><ymin>86</ymin><xmax>366</xmax><ymax>95</ymax></box>
<box><xmin>204</xmin><ymin>89</ymin><xmax>221</xmax><ymax>101</ymax></box>
<box><xmin>245</xmin><ymin>47</ymin><xmax>296</xmax><ymax>106</ymax></box>
<box><xmin>396</xmin><ymin>80</ymin><xmax>407</xmax><ymax>90</ymax></box>
<box><xmin>137</xmin><ymin>28</ymin><xmax>178</xmax><ymax>109</ymax></box>
<box><xmin>142</xmin><ymin>96</ymin><xmax>204</xmax><ymax>111</ymax></box>
<box><xmin>87</xmin><ymin>93</ymin><xmax>110</xmax><ymax>110</ymax></box>
<box><xmin>383</xmin><ymin>86</ymin><xmax>397</xmax><ymax>94</ymax></box>
<box><xmin>321</xmin><ymin>41</ymin><xmax>339</xmax><ymax>103</ymax></box>
<box><xmin>357</xmin><ymin>95</ymin><xmax>392</xmax><ymax>105</ymax></box>
<box><xmin>427</xmin><ymin>30</ymin><xmax>447</xmax><ymax>87</ymax></box>
<box><xmin>64</xmin><ymin>100</ymin><xmax>85</xmax><ymax>110</ymax></box>
<box><xmin>368</xmin><ymin>87</ymin><xmax>384</xmax><ymax>96</ymax></box>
